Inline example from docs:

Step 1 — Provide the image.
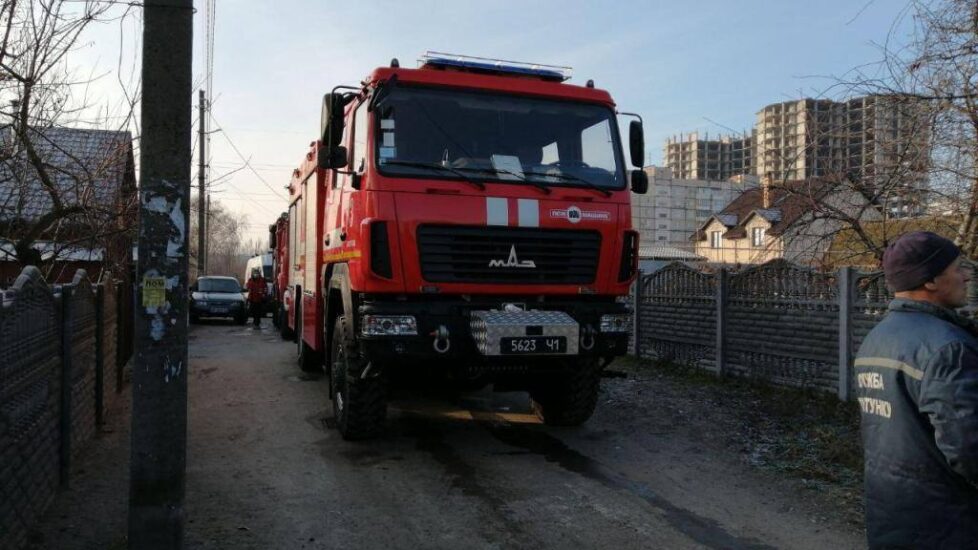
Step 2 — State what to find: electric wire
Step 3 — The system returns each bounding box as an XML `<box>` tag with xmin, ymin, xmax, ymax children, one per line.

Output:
<box><xmin>208</xmin><ymin>111</ymin><xmax>289</xmax><ymax>201</ymax></box>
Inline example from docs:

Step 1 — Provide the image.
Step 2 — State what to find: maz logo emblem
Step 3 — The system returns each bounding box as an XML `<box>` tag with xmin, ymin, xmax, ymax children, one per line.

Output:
<box><xmin>489</xmin><ymin>245</ymin><xmax>536</xmax><ymax>268</ymax></box>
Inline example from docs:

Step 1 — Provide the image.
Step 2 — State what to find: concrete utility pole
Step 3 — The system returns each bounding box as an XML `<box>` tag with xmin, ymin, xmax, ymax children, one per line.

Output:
<box><xmin>198</xmin><ymin>89</ymin><xmax>206</xmax><ymax>276</ymax></box>
<box><xmin>129</xmin><ymin>0</ymin><xmax>192</xmax><ymax>548</ymax></box>
<box><xmin>206</xmin><ymin>193</ymin><xmax>211</xmax><ymax>270</ymax></box>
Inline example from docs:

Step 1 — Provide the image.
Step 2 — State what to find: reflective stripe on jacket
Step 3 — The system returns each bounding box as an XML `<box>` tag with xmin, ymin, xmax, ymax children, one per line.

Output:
<box><xmin>856</xmin><ymin>298</ymin><xmax>978</xmax><ymax>549</ymax></box>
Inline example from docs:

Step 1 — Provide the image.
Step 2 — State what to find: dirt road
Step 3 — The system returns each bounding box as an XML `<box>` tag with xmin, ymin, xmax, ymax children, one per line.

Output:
<box><xmin>29</xmin><ymin>320</ymin><xmax>864</xmax><ymax>549</ymax></box>
<box><xmin>183</xmin><ymin>321</ymin><xmax>862</xmax><ymax>549</ymax></box>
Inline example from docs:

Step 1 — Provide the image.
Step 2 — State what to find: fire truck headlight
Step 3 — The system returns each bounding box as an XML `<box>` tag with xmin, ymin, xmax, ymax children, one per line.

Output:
<box><xmin>361</xmin><ymin>315</ymin><xmax>418</xmax><ymax>336</ymax></box>
<box><xmin>599</xmin><ymin>314</ymin><xmax>630</xmax><ymax>333</ymax></box>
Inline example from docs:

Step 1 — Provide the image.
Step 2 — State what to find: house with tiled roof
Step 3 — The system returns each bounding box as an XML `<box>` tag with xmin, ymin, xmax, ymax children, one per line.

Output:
<box><xmin>692</xmin><ymin>177</ymin><xmax>880</xmax><ymax>266</ymax></box>
<box><xmin>0</xmin><ymin>127</ymin><xmax>136</xmax><ymax>284</ymax></box>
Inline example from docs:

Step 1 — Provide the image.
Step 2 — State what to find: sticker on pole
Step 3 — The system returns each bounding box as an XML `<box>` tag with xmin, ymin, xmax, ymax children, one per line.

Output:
<box><xmin>142</xmin><ymin>276</ymin><xmax>166</xmax><ymax>308</ymax></box>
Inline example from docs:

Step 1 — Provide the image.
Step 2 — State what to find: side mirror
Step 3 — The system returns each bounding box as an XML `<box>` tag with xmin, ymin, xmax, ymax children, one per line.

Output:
<box><xmin>320</xmin><ymin>93</ymin><xmax>346</xmax><ymax>147</ymax></box>
<box><xmin>319</xmin><ymin>93</ymin><xmax>349</xmax><ymax>169</ymax></box>
<box><xmin>631</xmin><ymin>170</ymin><xmax>648</xmax><ymax>194</ymax></box>
<box><xmin>629</xmin><ymin>120</ymin><xmax>645</xmax><ymax>168</ymax></box>
<box><xmin>268</xmin><ymin>224</ymin><xmax>277</xmax><ymax>250</ymax></box>
<box><xmin>318</xmin><ymin>145</ymin><xmax>348</xmax><ymax>170</ymax></box>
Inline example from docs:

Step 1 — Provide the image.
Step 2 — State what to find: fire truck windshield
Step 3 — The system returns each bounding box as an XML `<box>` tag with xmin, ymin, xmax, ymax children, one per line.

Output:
<box><xmin>374</xmin><ymin>86</ymin><xmax>625</xmax><ymax>190</ymax></box>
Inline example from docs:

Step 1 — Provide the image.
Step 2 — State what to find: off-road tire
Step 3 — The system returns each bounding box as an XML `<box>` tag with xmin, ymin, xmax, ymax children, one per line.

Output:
<box><xmin>530</xmin><ymin>358</ymin><xmax>601</xmax><ymax>426</ymax></box>
<box><xmin>297</xmin><ymin>308</ymin><xmax>322</xmax><ymax>372</ymax></box>
<box><xmin>331</xmin><ymin>315</ymin><xmax>386</xmax><ymax>440</ymax></box>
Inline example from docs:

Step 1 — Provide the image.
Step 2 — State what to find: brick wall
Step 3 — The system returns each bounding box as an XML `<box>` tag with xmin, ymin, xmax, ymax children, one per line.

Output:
<box><xmin>0</xmin><ymin>267</ymin><xmax>128</xmax><ymax>549</ymax></box>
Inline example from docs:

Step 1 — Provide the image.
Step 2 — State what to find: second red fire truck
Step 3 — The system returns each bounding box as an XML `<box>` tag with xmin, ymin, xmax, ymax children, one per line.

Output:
<box><xmin>284</xmin><ymin>53</ymin><xmax>647</xmax><ymax>439</ymax></box>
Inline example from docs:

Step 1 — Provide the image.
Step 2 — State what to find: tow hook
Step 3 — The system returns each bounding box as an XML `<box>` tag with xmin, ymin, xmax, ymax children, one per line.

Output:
<box><xmin>580</xmin><ymin>325</ymin><xmax>596</xmax><ymax>351</ymax></box>
<box><xmin>432</xmin><ymin>324</ymin><xmax>451</xmax><ymax>354</ymax></box>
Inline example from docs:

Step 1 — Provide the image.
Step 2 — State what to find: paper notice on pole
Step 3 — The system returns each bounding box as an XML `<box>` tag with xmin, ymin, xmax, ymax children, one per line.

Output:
<box><xmin>142</xmin><ymin>276</ymin><xmax>166</xmax><ymax>308</ymax></box>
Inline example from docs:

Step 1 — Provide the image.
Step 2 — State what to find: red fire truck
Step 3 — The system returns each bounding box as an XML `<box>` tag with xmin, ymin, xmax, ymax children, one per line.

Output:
<box><xmin>285</xmin><ymin>52</ymin><xmax>647</xmax><ymax>439</ymax></box>
<box><xmin>269</xmin><ymin>213</ymin><xmax>292</xmax><ymax>339</ymax></box>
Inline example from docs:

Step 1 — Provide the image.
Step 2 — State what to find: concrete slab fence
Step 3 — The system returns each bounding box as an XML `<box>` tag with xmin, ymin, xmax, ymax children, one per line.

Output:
<box><xmin>631</xmin><ymin>259</ymin><xmax>900</xmax><ymax>400</ymax></box>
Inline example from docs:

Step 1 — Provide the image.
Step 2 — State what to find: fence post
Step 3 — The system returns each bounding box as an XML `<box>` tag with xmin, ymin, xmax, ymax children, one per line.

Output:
<box><xmin>838</xmin><ymin>266</ymin><xmax>854</xmax><ymax>401</ymax></box>
<box><xmin>116</xmin><ymin>283</ymin><xmax>125</xmax><ymax>393</ymax></box>
<box><xmin>632</xmin><ymin>278</ymin><xmax>642</xmax><ymax>357</ymax></box>
<box><xmin>59</xmin><ymin>285</ymin><xmax>73</xmax><ymax>488</ymax></box>
<box><xmin>95</xmin><ymin>284</ymin><xmax>105</xmax><ymax>425</ymax></box>
<box><xmin>716</xmin><ymin>268</ymin><xmax>728</xmax><ymax>377</ymax></box>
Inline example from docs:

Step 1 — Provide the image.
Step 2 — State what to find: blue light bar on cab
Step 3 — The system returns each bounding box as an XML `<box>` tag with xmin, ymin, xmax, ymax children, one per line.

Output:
<box><xmin>419</xmin><ymin>51</ymin><xmax>572</xmax><ymax>82</ymax></box>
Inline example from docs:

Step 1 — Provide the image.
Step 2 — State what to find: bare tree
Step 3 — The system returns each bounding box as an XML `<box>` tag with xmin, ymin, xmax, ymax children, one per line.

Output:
<box><xmin>814</xmin><ymin>0</ymin><xmax>978</xmax><ymax>262</ymax></box>
<box><xmin>744</xmin><ymin>13</ymin><xmax>978</xmax><ymax>269</ymax></box>
<box><xmin>0</xmin><ymin>0</ymin><xmax>137</xmax><ymax>272</ymax></box>
<box><xmin>189</xmin><ymin>196</ymin><xmax>248</xmax><ymax>280</ymax></box>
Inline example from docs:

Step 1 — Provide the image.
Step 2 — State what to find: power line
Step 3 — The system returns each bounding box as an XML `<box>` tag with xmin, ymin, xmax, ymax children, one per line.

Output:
<box><xmin>209</xmin><ymin>112</ymin><xmax>289</xmax><ymax>201</ymax></box>
<box><xmin>223</xmin><ymin>182</ymin><xmax>279</xmax><ymax>216</ymax></box>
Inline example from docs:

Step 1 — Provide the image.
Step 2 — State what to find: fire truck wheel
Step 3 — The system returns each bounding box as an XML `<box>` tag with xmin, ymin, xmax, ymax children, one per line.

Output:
<box><xmin>297</xmin><ymin>314</ymin><xmax>322</xmax><ymax>372</ymax></box>
<box><xmin>278</xmin><ymin>304</ymin><xmax>294</xmax><ymax>341</ymax></box>
<box><xmin>298</xmin><ymin>338</ymin><xmax>321</xmax><ymax>372</ymax></box>
<box><xmin>529</xmin><ymin>358</ymin><xmax>601</xmax><ymax>426</ymax></box>
<box><xmin>331</xmin><ymin>315</ymin><xmax>387</xmax><ymax>440</ymax></box>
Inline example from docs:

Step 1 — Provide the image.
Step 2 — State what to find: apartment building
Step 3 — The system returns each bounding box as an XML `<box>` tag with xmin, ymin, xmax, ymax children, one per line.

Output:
<box><xmin>631</xmin><ymin>166</ymin><xmax>758</xmax><ymax>251</ymax></box>
<box><xmin>846</xmin><ymin>95</ymin><xmax>930</xmax><ymax>215</ymax></box>
<box><xmin>753</xmin><ymin>99</ymin><xmax>848</xmax><ymax>181</ymax></box>
<box><xmin>663</xmin><ymin>132</ymin><xmax>753</xmax><ymax>181</ymax></box>
<box><xmin>753</xmin><ymin>95</ymin><xmax>928</xmax><ymax>184</ymax></box>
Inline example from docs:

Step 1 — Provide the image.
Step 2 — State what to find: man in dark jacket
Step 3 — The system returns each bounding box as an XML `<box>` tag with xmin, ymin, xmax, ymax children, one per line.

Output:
<box><xmin>857</xmin><ymin>231</ymin><xmax>978</xmax><ymax>548</ymax></box>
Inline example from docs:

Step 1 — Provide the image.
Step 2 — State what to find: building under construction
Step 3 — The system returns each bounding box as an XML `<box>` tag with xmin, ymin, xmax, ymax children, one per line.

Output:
<box><xmin>665</xmin><ymin>95</ymin><xmax>930</xmax><ymax>197</ymax></box>
<box><xmin>752</xmin><ymin>95</ymin><xmax>929</xmax><ymax>184</ymax></box>
<box><xmin>662</xmin><ymin>132</ymin><xmax>753</xmax><ymax>181</ymax></box>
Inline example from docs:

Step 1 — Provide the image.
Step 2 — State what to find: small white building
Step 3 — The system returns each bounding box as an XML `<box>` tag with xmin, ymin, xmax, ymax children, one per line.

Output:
<box><xmin>631</xmin><ymin>166</ymin><xmax>758</xmax><ymax>252</ymax></box>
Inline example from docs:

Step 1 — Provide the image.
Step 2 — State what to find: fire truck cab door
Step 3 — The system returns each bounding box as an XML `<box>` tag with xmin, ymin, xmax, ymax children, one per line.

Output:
<box><xmin>324</xmin><ymin>111</ymin><xmax>352</xmax><ymax>255</ymax></box>
<box><xmin>326</xmin><ymin>100</ymin><xmax>366</xmax><ymax>259</ymax></box>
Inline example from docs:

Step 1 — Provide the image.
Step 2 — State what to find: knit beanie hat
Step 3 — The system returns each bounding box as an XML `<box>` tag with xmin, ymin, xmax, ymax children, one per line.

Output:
<box><xmin>883</xmin><ymin>231</ymin><xmax>960</xmax><ymax>292</ymax></box>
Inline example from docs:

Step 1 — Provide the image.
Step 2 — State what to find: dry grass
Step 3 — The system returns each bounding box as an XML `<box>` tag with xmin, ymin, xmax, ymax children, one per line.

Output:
<box><xmin>607</xmin><ymin>355</ymin><xmax>864</xmax><ymax>524</ymax></box>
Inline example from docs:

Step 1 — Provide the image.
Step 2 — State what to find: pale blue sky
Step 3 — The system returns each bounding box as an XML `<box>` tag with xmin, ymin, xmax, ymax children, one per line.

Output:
<box><xmin>76</xmin><ymin>0</ymin><xmax>914</xmax><ymax>243</ymax></box>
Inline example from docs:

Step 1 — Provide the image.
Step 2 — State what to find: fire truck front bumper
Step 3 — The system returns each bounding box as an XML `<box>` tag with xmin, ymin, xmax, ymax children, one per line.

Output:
<box><xmin>355</xmin><ymin>297</ymin><xmax>630</xmax><ymax>363</ymax></box>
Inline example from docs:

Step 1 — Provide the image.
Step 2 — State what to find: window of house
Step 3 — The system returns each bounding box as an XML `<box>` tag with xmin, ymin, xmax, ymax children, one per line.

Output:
<box><xmin>658</xmin><ymin>213</ymin><xmax>668</xmax><ymax>218</ymax></box>
<box><xmin>658</xmin><ymin>224</ymin><xmax>667</xmax><ymax>229</ymax></box>
<box><xmin>752</xmin><ymin>227</ymin><xmax>766</xmax><ymax>247</ymax></box>
<box><xmin>657</xmin><ymin>236</ymin><xmax>667</xmax><ymax>241</ymax></box>
<box><xmin>710</xmin><ymin>231</ymin><xmax>722</xmax><ymax>249</ymax></box>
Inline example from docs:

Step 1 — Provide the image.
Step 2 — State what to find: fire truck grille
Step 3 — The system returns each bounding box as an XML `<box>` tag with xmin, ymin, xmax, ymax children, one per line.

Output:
<box><xmin>417</xmin><ymin>225</ymin><xmax>601</xmax><ymax>284</ymax></box>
